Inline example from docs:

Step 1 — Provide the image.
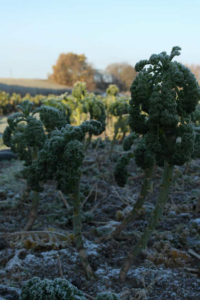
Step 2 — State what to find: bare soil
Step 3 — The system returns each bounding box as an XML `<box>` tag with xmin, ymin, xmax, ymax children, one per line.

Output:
<box><xmin>0</xmin><ymin>142</ymin><xmax>200</xmax><ymax>300</ymax></box>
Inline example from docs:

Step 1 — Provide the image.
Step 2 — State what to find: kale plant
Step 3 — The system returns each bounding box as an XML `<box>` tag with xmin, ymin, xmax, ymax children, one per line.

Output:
<box><xmin>27</xmin><ymin>120</ymin><xmax>102</xmax><ymax>279</ymax></box>
<box><xmin>81</xmin><ymin>95</ymin><xmax>106</xmax><ymax>150</ymax></box>
<box><xmin>38</xmin><ymin>97</ymin><xmax>71</xmax><ymax>132</ymax></box>
<box><xmin>72</xmin><ymin>81</ymin><xmax>87</xmax><ymax>125</ymax></box>
<box><xmin>113</xmin><ymin>46</ymin><xmax>200</xmax><ymax>281</ymax></box>
<box><xmin>106</xmin><ymin>84</ymin><xmax>119</xmax><ymax>103</ymax></box>
<box><xmin>3</xmin><ymin>100</ymin><xmax>62</xmax><ymax>230</ymax></box>
<box><xmin>108</xmin><ymin>97</ymin><xmax>129</xmax><ymax>153</ymax></box>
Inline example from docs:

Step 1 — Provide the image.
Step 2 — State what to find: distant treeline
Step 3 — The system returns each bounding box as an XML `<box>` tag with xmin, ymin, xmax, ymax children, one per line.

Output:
<box><xmin>0</xmin><ymin>82</ymin><xmax>72</xmax><ymax>97</ymax></box>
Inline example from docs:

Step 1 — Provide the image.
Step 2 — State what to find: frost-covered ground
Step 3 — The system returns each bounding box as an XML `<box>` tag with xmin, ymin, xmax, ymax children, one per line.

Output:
<box><xmin>1</xmin><ymin>143</ymin><xmax>200</xmax><ymax>299</ymax></box>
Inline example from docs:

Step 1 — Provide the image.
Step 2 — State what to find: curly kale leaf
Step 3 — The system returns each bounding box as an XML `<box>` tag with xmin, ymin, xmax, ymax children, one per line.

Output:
<box><xmin>81</xmin><ymin>96</ymin><xmax>106</xmax><ymax>132</ymax></box>
<box><xmin>3</xmin><ymin>100</ymin><xmax>46</xmax><ymax>166</ymax></box>
<box><xmin>7</xmin><ymin>112</ymin><xmax>25</xmax><ymax>128</ymax></box>
<box><xmin>106</xmin><ymin>84</ymin><xmax>119</xmax><ymax>96</ymax></box>
<box><xmin>170</xmin><ymin>122</ymin><xmax>194</xmax><ymax>166</ymax></box>
<box><xmin>27</xmin><ymin>120</ymin><xmax>102</xmax><ymax>193</ymax></box>
<box><xmin>80</xmin><ymin>120</ymin><xmax>102</xmax><ymax>136</ymax></box>
<box><xmin>17</xmin><ymin>100</ymin><xmax>34</xmax><ymax>116</ymax></box>
<box><xmin>114</xmin><ymin>152</ymin><xmax>134</xmax><ymax>187</ymax></box>
<box><xmin>3</xmin><ymin>126</ymin><xmax>12</xmax><ymax>147</ymax></box>
<box><xmin>34</xmin><ymin>105</ymin><xmax>68</xmax><ymax>132</ymax></box>
<box><xmin>123</xmin><ymin>132</ymin><xmax>138</xmax><ymax>151</ymax></box>
<box><xmin>25</xmin><ymin>117</ymin><xmax>46</xmax><ymax>149</ymax></box>
<box><xmin>135</xmin><ymin>138</ymin><xmax>155</xmax><ymax>169</ymax></box>
<box><xmin>20</xmin><ymin>277</ymin><xmax>86</xmax><ymax>300</ymax></box>
<box><xmin>109</xmin><ymin>98</ymin><xmax>129</xmax><ymax>117</ymax></box>
<box><xmin>72</xmin><ymin>81</ymin><xmax>87</xmax><ymax>101</ymax></box>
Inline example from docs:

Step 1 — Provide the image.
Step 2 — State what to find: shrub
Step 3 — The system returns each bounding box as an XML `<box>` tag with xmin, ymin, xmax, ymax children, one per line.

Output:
<box><xmin>20</xmin><ymin>277</ymin><xmax>87</xmax><ymax>300</ymax></box>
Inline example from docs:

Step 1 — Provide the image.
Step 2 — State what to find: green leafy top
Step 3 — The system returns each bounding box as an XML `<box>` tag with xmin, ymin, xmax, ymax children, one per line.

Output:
<box><xmin>106</xmin><ymin>84</ymin><xmax>119</xmax><ymax>96</ymax></box>
<box><xmin>81</xmin><ymin>95</ymin><xmax>106</xmax><ymax>132</ymax></box>
<box><xmin>35</xmin><ymin>97</ymin><xmax>71</xmax><ymax>132</ymax></box>
<box><xmin>115</xmin><ymin>47</ymin><xmax>200</xmax><ymax>188</ymax></box>
<box><xmin>114</xmin><ymin>152</ymin><xmax>134</xmax><ymax>187</ymax></box>
<box><xmin>72</xmin><ymin>81</ymin><xmax>87</xmax><ymax>101</ymax></box>
<box><xmin>27</xmin><ymin>120</ymin><xmax>102</xmax><ymax>193</ymax></box>
<box><xmin>108</xmin><ymin>98</ymin><xmax>129</xmax><ymax>117</ymax></box>
<box><xmin>129</xmin><ymin>46</ymin><xmax>200</xmax><ymax>166</ymax></box>
<box><xmin>3</xmin><ymin>100</ymin><xmax>47</xmax><ymax>165</ymax></box>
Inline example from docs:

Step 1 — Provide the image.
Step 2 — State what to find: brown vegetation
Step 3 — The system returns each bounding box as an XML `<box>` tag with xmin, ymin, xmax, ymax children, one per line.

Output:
<box><xmin>49</xmin><ymin>53</ymin><xmax>96</xmax><ymax>90</ymax></box>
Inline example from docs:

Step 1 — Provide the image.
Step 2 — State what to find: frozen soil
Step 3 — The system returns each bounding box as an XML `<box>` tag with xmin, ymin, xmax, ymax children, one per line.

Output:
<box><xmin>0</xmin><ymin>142</ymin><xmax>200</xmax><ymax>299</ymax></box>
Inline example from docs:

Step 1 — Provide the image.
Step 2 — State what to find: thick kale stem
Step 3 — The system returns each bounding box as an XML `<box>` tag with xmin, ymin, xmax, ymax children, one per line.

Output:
<box><xmin>119</xmin><ymin>162</ymin><xmax>174</xmax><ymax>281</ymax></box>
<box><xmin>84</xmin><ymin>133</ymin><xmax>92</xmax><ymax>151</ymax></box>
<box><xmin>24</xmin><ymin>148</ymin><xmax>40</xmax><ymax>231</ymax></box>
<box><xmin>95</xmin><ymin>166</ymin><xmax>154</xmax><ymax>244</ymax></box>
<box><xmin>110</xmin><ymin>127</ymin><xmax>118</xmax><ymax>154</ymax></box>
<box><xmin>73</xmin><ymin>173</ymin><xmax>93</xmax><ymax>279</ymax></box>
<box><xmin>76</xmin><ymin>103</ymin><xmax>81</xmax><ymax>126</ymax></box>
<box><xmin>110</xmin><ymin>116</ymin><xmax>122</xmax><ymax>154</ymax></box>
<box><xmin>24</xmin><ymin>191</ymin><xmax>40</xmax><ymax>231</ymax></box>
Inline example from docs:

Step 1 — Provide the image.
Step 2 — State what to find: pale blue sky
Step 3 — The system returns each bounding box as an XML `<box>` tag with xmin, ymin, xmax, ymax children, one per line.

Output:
<box><xmin>0</xmin><ymin>0</ymin><xmax>200</xmax><ymax>78</ymax></box>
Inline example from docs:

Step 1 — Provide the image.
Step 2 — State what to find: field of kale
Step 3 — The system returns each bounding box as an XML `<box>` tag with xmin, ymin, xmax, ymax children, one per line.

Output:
<box><xmin>1</xmin><ymin>145</ymin><xmax>200</xmax><ymax>299</ymax></box>
<box><xmin>1</xmin><ymin>47</ymin><xmax>200</xmax><ymax>300</ymax></box>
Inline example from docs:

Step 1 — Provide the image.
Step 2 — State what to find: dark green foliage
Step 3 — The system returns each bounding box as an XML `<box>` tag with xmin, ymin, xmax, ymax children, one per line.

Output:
<box><xmin>123</xmin><ymin>132</ymin><xmax>137</xmax><ymax>151</ymax></box>
<box><xmin>118</xmin><ymin>47</ymin><xmax>200</xmax><ymax>281</ymax></box>
<box><xmin>35</xmin><ymin>97</ymin><xmax>71</xmax><ymax>132</ymax></box>
<box><xmin>3</xmin><ymin>101</ymin><xmax>47</xmax><ymax>166</ymax></box>
<box><xmin>108</xmin><ymin>98</ymin><xmax>129</xmax><ymax>117</ymax></box>
<box><xmin>95</xmin><ymin>292</ymin><xmax>120</xmax><ymax>300</ymax></box>
<box><xmin>170</xmin><ymin>123</ymin><xmax>194</xmax><ymax>165</ymax></box>
<box><xmin>115</xmin><ymin>46</ymin><xmax>200</xmax><ymax>190</ymax></box>
<box><xmin>3</xmin><ymin>126</ymin><xmax>12</xmax><ymax>147</ymax></box>
<box><xmin>109</xmin><ymin>97</ymin><xmax>130</xmax><ymax>152</ymax></box>
<box><xmin>114</xmin><ymin>152</ymin><xmax>133</xmax><ymax>187</ymax></box>
<box><xmin>81</xmin><ymin>95</ymin><xmax>106</xmax><ymax>132</ymax></box>
<box><xmin>129</xmin><ymin>46</ymin><xmax>200</xmax><ymax>167</ymax></box>
<box><xmin>80</xmin><ymin>120</ymin><xmax>102</xmax><ymax>136</ymax></box>
<box><xmin>20</xmin><ymin>277</ymin><xmax>86</xmax><ymax>300</ymax></box>
<box><xmin>134</xmin><ymin>138</ymin><xmax>155</xmax><ymax>169</ymax></box>
<box><xmin>17</xmin><ymin>100</ymin><xmax>34</xmax><ymax>116</ymax></box>
<box><xmin>192</xmin><ymin>103</ymin><xmax>200</xmax><ymax>126</ymax></box>
<box><xmin>27</xmin><ymin>120</ymin><xmax>102</xmax><ymax>193</ymax></box>
<box><xmin>25</xmin><ymin>117</ymin><xmax>46</xmax><ymax>149</ymax></box>
<box><xmin>114</xmin><ymin>125</ymin><xmax>138</xmax><ymax>187</ymax></box>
